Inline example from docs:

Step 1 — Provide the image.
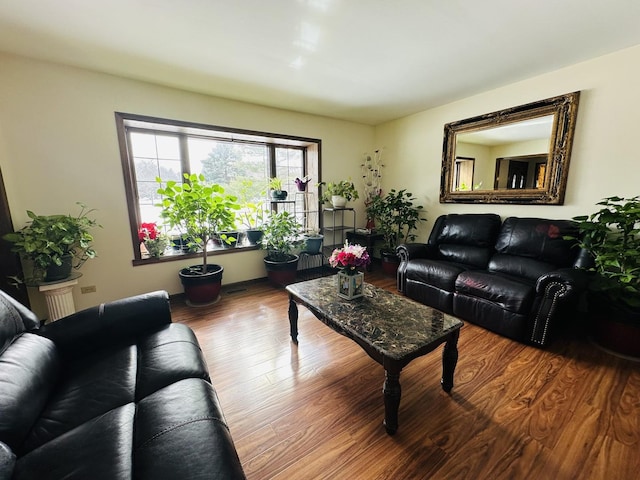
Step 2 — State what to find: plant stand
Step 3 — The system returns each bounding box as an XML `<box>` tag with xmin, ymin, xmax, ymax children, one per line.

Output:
<box><xmin>37</xmin><ymin>272</ymin><xmax>82</xmax><ymax>323</ymax></box>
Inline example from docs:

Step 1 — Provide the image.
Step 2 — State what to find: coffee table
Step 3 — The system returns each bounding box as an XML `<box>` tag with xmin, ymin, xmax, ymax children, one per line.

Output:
<box><xmin>286</xmin><ymin>276</ymin><xmax>463</xmax><ymax>435</ymax></box>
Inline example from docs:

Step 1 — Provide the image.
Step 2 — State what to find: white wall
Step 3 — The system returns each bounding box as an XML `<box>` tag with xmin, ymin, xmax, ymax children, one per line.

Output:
<box><xmin>375</xmin><ymin>44</ymin><xmax>640</xmax><ymax>241</ymax></box>
<box><xmin>0</xmin><ymin>53</ymin><xmax>374</xmax><ymax>315</ymax></box>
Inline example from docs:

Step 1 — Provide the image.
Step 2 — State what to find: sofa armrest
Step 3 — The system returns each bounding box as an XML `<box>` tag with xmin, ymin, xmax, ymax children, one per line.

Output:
<box><xmin>396</xmin><ymin>243</ymin><xmax>432</xmax><ymax>262</ymax></box>
<box><xmin>530</xmin><ymin>268</ymin><xmax>589</xmax><ymax>346</ymax></box>
<box><xmin>396</xmin><ymin>243</ymin><xmax>434</xmax><ymax>293</ymax></box>
<box><xmin>536</xmin><ymin>268</ymin><xmax>589</xmax><ymax>298</ymax></box>
<box><xmin>37</xmin><ymin>290</ymin><xmax>172</xmax><ymax>359</ymax></box>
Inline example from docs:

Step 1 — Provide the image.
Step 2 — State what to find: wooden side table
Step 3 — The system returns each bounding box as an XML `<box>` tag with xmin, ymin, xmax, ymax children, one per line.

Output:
<box><xmin>346</xmin><ymin>231</ymin><xmax>384</xmax><ymax>271</ymax></box>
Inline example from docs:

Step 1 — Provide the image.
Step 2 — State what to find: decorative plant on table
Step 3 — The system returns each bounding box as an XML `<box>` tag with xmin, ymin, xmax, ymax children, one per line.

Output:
<box><xmin>156</xmin><ymin>173</ymin><xmax>240</xmax><ymax>305</ymax></box>
<box><xmin>329</xmin><ymin>242</ymin><xmax>371</xmax><ymax>300</ymax></box>
<box><xmin>318</xmin><ymin>180</ymin><xmax>359</xmax><ymax>207</ymax></box>
<box><xmin>3</xmin><ymin>203</ymin><xmax>99</xmax><ymax>283</ymax></box>
<box><xmin>329</xmin><ymin>242</ymin><xmax>371</xmax><ymax>274</ymax></box>
<box><xmin>138</xmin><ymin>222</ymin><xmax>169</xmax><ymax>258</ymax></box>
<box><xmin>294</xmin><ymin>175</ymin><xmax>312</xmax><ymax>192</ymax></box>
<box><xmin>569</xmin><ymin>195</ymin><xmax>640</xmax><ymax>357</ymax></box>
<box><xmin>237</xmin><ymin>179</ymin><xmax>268</xmax><ymax>245</ymax></box>
<box><xmin>269</xmin><ymin>177</ymin><xmax>288</xmax><ymax>200</ymax></box>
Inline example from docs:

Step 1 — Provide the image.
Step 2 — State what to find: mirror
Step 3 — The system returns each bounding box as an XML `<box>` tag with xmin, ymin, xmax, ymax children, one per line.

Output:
<box><xmin>440</xmin><ymin>92</ymin><xmax>580</xmax><ymax>204</ymax></box>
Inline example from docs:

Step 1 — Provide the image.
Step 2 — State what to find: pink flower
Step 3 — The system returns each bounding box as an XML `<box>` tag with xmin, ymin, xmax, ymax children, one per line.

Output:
<box><xmin>329</xmin><ymin>242</ymin><xmax>371</xmax><ymax>271</ymax></box>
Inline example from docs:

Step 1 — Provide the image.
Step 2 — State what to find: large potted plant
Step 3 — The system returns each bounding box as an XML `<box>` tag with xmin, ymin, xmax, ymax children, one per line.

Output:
<box><xmin>3</xmin><ymin>203</ymin><xmax>99</xmax><ymax>283</ymax></box>
<box><xmin>261</xmin><ymin>210</ymin><xmax>302</xmax><ymax>286</ymax></box>
<box><xmin>319</xmin><ymin>180</ymin><xmax>359</xmax><ymax>208</ymax></box>
<box><xmin>571</xmin><ymin>195</ymin><xmax>640</xmax><ymax>357</ymax></box>
<box><xmin>156</xmin><ymin>173</ymin><xmax>240</xmax><ymax>306</ymax></box>
<box><xmin>366</xmin><ymin>189</ymin><xmax>426</xmax><ymax>276</ymax></box>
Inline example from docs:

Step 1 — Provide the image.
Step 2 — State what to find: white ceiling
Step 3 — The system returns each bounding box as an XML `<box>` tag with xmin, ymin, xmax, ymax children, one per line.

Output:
<box><xmin>1</xmin><ymin>0</ymin><xmax>640</xmax><ymax>125</ymax></box>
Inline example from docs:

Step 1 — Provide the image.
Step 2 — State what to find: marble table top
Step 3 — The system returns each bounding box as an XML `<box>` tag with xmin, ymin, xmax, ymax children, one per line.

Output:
<box><xmin>286</xmin><ymin>276</ymin><xmax>463</xmax><ymax>361</ymax></box>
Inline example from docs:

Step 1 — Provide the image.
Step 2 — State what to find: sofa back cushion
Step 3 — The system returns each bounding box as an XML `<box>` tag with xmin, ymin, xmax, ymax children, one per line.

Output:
<box><xmin>429</xmin><ymin>214</ymin><xmax>502</xmax><ymax>268</ymax></box>
<box><xmin>490</xmin><ymin>217</ymin><xmax>580</xmax><ymax>279</ymax></box>
<box><xmin>0</xmin><ymin>291</ymin><xmax>40</xmax><ymax>355</ymax></box>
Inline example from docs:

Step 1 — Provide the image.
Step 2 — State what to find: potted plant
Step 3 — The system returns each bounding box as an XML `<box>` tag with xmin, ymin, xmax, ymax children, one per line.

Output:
<box><xmin>319</xmin><ymin>180</ymin><xmax>359</xmax><ymax>208</ymax></box>
<box><xmin>156</xmin><ymin>173</ymin><xmax>240</xmax><ymax>306</ymax></box>
<box><xmin>302</xmin><ymin>228</ymin><xmax>324</xmax><ymax>254</ymax></box>
<box><xmin>138</xmin><ymin>222</ymin><xmax>170</xmax><ymax>258</ymax></box>
<box><xmin>294</xmin><ymin>175</ymin><xmax>312</xmax><ymax>192</ymax></box>
<box><xmin>3</xmin><ymin>203</ymin><xmax>99</xmax><ymax>283</ymax></box>
<box><xmin>237</xmin><ymin>179</ymin><xmax>268</xmax><ymax>245</ymax></box>
<box><xmin>261</xmin><ymin>210</ymin><xmax>303</xmax><ymax>286</ymax></box>
<box><xmin>366</xmin><ymin>189</ymin><xmax>426</xmax><ymax>275</ymax></box>
<box><xmin>269</xmin><ymin>177</ymin><xmax>288</xmax><ymax>200</ymax></box>
<box><xmin>570</xmin><ymin>195</ymin><xmax>640</xmax><ymax>357</ymax></box>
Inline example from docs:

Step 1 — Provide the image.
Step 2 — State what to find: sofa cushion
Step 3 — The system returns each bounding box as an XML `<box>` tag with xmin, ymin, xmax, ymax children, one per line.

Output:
<box><xmin>20</xmin><ymin>343</ymin><xmax>137</xmax><ymax>455</ymax></box>
<box><xmin>405</xmin><ymin>259</ymin><xmax>471</xmax><ymax>292</ymax></box>
<box><xmin>134</xmin><ymin>378</ymin><xmax>245</xmax><ymax>479</ymax></box>
<box><xmin>495</xmin><ymin>217</ymin><xmax>579</xmax><ymax>266</ymax></box>
<box><xmin>488</xmin><ymin>253</ymin><xmax>557</xmax><ymax>282</ymax></box>
<box><xmin>0</xmin><ymin>333</ymin><xmax>59</xmax><ymax>450</ymax></box>
<box><xmin>14</xmin><ymin>404</ymin><xmax>135</xmax><ymax>480</ymax></box>
<box><xmin>455</xmin><ymin>270</ymin><xmax>535</xmax><ymax>314</ymax></box>
<box><xmin>430</xmin><ymin>214</ymin><xmax>501</xmax><ymax>268</ymax></box>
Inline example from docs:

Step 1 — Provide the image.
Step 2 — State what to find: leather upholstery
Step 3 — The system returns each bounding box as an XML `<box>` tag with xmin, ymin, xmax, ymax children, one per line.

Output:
<box><xmin>398</xmin><ymin>215</ymin><xmax>588</xmax><ymax>346</ymax></box>
<box><xmin>0</xmin><ymin>289</ymin><xmax>246</xmax><ymax>480</ymax></box>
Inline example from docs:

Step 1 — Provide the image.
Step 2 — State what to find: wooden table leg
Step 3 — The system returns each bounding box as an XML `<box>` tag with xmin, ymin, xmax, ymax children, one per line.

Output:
<box><xmin>288</xmin><ymin>295</ymin><xmax>299</xmax><ymax>344</ymax></box>
<box><xmin>383</xmin><ymin>370</ymin><xmax>401</xmax><ymax>435</ymax></box>
<box><xmin>441</xmin><ymin>329</ymin><xmax>460</xmax><ymax>393</ymax></box>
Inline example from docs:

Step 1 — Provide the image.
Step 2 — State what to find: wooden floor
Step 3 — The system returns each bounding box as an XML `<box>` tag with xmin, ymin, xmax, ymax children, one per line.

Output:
<box><xmin>171</xmin><ymin>267</ymin><xmax>640</xmax><ymax>480</ymax></box>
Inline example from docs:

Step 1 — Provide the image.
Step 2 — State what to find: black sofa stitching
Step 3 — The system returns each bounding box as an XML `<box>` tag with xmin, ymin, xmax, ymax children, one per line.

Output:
<box><xmin>146</xmin><ymin>339</ymin><xmax>201</xmax><ymax>351</ymax></box>
<box><xmin>136</xmin><ymin>416</ymin><xmax>229</xmax><ymax>449</ymax></box>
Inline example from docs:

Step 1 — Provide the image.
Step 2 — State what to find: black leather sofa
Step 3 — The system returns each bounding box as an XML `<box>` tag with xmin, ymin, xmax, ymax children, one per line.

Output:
<box><xmin>0</xmin><ymin>289</ymin><xmax>246</xmax><ymax>480</ymax></box>
<box><xmin>397</xmin><ymin>214</ymin><xmax>590</xmax><ymax>346</ymax></box>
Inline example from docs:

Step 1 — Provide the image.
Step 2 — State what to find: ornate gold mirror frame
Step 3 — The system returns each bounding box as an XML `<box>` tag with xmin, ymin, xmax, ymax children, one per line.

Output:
<box><xmin>440</xmin><ymin>91</ymin><xmax>580</xmax><ymax>204</ymax></box>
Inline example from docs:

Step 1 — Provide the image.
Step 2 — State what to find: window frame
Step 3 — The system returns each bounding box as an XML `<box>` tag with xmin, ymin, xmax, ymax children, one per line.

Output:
<box><xmin>115</xmin><ymin>112</ymin><xmax>322</xmax><ymax>265</ymax></box>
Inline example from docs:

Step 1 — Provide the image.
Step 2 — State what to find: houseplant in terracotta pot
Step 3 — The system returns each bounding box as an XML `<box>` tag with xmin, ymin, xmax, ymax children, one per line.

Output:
<box><xmin>366</xmin><ymin>189</ymin><xmax>426</xmax><ymax>276</ymax></box>
<box><xmin>3</xmin><ymin>203</ymin><xmax>99</xmax><ymax>284</ymax></box>
<box><xmin>570</xmin><ymin>195</ymin><xmax>640</xmax><ymax>358</ymax></box>
<box><xmin>156</xmin><ymin>173</ymin><xmax>240</xmax><ymax>306</ymax></box>
<box><xmin>261</xmin><ymin>210</ymin><xmax>302</xmax><ymax>286</ymax></box>
<box><xmin>319</xmin><ymin>180</ymin><xmax>359</xmax><ymax>208</ymax></box>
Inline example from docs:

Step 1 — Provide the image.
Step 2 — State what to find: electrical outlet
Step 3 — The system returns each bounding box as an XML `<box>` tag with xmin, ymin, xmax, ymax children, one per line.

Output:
<box><xmin>80</xmin><ymin>285</ymin><xmax>96</xmax><ymax>294</ymax></box>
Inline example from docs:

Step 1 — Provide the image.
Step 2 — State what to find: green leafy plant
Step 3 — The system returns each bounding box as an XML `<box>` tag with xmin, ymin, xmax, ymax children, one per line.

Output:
<box><xmin>261</xmin><ymin>210</ymin><xmax>302</xmax><ymax>262</ymax></box>
<box><xmin>366</xmin><ymin>189</ymin><xmax>426</xmax><ymax>252</ymax></box>
<box><xmin>319</xmin><ymin>180</ymin><xmax>359</xmax><ymax>203</ymax></box>
<box><xmin>156</xmin><ymin>173</ymin><xmax>240</xmax><ymax>273</ymax></box>
<box><xmin>236</xmin><ymin>179</ymin><xmax>268</xmax><ymax>229</ymax></box>
<box><xmin>3</xmin><ymin>203</ymin><xmax>99</xmax><ymax>282</ymax></box>
<box><xmin>570</xmin><ymin>195</ymin><xmax>640</xmax><ymax>310</ymax></box>
<box><xmin>268</xmin><ymin>177</ymin><xmax>284</xmax><ymax>192</ymax></box>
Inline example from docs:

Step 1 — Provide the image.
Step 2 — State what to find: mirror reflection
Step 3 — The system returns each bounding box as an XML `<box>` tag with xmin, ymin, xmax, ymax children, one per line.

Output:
<box><xmin>440</xmin><ymin>92</ymin><xmax>580</xmax><ymax>204</ymax></box>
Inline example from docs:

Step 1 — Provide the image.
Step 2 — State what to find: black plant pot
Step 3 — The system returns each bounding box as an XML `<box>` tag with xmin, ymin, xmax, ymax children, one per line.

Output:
<box><xmin>264</xmin><ymin>254</ymin><xmax>299</xmax><ymax>287</ymax></box>
<box><xmin>270</xmin><ymin>190</ymin><xmax>288</xmax><ymax>201</ymax></box>
<box><xmin>45</xmin><ymin>254</ymin><xmax>73</xmax><ymax>282</ymax></box>
<box><xmin>179</xmin><ymin>264</ymin><xmax>224</xmax><ymax>307</ymax></box>
<box><xmin>245</xmin><ymin>229</ymin><xmax>264</xmax><ymax>246</ymax></box>
<box><xmin>589</xmin><ymin>295</ymin><xmax>640</xmax><ymax>359</ymax></box>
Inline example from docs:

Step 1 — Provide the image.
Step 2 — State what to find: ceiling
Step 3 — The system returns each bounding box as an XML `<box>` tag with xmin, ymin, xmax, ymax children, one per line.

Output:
<box><xmin>1</xmin><ymin>0</ymin><xmax>640</xmax><ymax>125</ymax></box>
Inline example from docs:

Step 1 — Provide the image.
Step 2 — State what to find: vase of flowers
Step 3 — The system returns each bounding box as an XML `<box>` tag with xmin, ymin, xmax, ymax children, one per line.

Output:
<box><xmin>329</xmin><ymin>242</ymin><xmax>371</xmax><ymax>299</ymax></box>
<box><xmin>138</xmin><ymin>222</ymin><xmax>169</xmax><ymax>258</ymax></box>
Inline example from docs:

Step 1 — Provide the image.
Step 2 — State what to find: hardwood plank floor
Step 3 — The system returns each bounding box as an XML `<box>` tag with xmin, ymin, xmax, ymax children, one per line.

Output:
<box><xmin>171</xmin><ymin>267</ymin><xmax>640</xmax><ymax>480</ymax></box>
